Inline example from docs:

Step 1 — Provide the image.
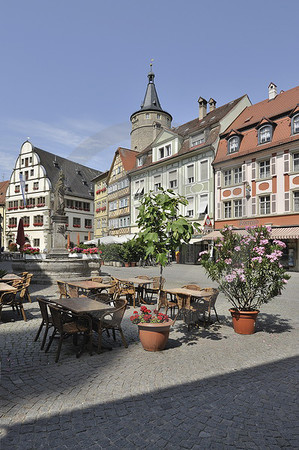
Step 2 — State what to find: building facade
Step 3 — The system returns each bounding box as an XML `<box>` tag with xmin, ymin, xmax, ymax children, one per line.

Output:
<box><xmin>5</xmin><ymin>141</ymin><xmax>101</xmax><ymax>250</ymax></box>
<box><xmin>93</xmin><ymin>171</ymin><xmax>109</xmax><ymax>238</ymax></box>
<box><xmin>0</xmin><ymin>180</ymin><xmax>9</xmax><ymax>249</ymax></box>
<box><xmin>129</xmin><ymin>96</ymin><xmax>251</xmax><ymax>246</ymax></box>
<box><xmin>106</xmin><ymin>147</ymin><xmax>138</xmax><ymax>236</ymax></box>
<box><xmin>214</xmin><ymin>83</ymin><xmax>299</xmax><ymax>270</ymax></box>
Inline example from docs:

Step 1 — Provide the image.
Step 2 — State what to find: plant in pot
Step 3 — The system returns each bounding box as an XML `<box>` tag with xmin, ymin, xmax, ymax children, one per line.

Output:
<box><xmin>199</xmin><ymin>225</ymin><xmax>290</xmax><ymax>334</ymax></box>
<box><xmin>136</xmin><ymin>188</ymin><xmax>197</xmax><ymax>306</ymax></box>
<box><xmin>130</xmin><ymin>305</ymin><xmax>172</xmax><ymax>351</ymax></box>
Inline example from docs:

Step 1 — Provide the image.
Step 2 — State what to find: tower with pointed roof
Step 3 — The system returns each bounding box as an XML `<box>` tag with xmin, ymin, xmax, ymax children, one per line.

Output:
<box><xmin>130</xmin><ymin>63</ymin><xmax>172</xmax><ymax>152</ymax></box>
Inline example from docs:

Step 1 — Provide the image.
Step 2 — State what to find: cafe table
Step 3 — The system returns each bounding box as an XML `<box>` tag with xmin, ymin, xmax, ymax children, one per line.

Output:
<box><xmin>51</xmin><ymin>296</ymin><xmax>115</xmax><ymax>314</ymax></box>
<box><xmin>0</xmin><ymin>282</ymin><xmax>18</xmax><ymax>293</ymax></box>
<box><xmin>2</xmin><ymin>274</ymin><xmax>22</xmax><ymax>282</ymax></box>
<box><xmin>66</xmin><ymin>280</ymin><xmax>114</xmax><ymax>295</ymax></box>
<box><xmin>163</xmin><ymin>287</ymin><xmax>212</xmax><ymax>323</ymax></box>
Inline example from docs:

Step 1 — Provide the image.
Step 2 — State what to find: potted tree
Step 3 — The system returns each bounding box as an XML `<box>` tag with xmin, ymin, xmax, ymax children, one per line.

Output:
<box><xmin>136</xmin><ymin>187</ymin><xmax>197</xmax><ymax>302</ymax></box>
<box><xmin>199</xmin><ymin>225</ymin><xmax>290</xmax><ymax>334</ymax></box>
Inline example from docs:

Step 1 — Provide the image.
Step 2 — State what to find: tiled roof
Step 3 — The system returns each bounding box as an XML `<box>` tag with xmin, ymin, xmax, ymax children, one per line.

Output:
<box><xmin>223</xmin><ymin>86</ymin><xmax>299</xmax><ymax>132</ymax></box>
<box><xmin>33</xmin><ymin>146</ymin><xmax>102</xmax><ymax>199</ymax></box>
<box><xmin>214</xmin><ymin>85</ymin><xmax>299</xmax><ymax>164</ymax></box>
<box><xmin>0</xmin><ymin>180</ymin><xmax>9</xmax><ymax>205</ymax></box>
<box><xmin>118</xmin><ymin>147</ymin><xmax>139</xmax><ymax>172</ymax></box>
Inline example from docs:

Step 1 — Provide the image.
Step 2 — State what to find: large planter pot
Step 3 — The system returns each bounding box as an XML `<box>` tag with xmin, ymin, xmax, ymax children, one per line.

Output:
<box><xmin>138</xmin><ymin>321</ymin><xmax>173</xmax><ymax>351</ymax></box>
<box><xmin>229</xmin><ymin>309</ymin><xmax>260</xmax><ymax>335</ymax></box>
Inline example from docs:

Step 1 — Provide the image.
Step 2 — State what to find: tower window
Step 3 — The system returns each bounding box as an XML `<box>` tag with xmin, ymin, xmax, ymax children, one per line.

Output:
<box><xmin>146</xmin><ymin>113</ymin><xmax>150</xmax><ymax>119</ymax></box>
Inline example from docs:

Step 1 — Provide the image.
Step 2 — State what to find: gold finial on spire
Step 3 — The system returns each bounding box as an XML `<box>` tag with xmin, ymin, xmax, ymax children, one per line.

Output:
<box><xmin>150</xmin><ymin>58</ymin><xmax>154</xmax><ymax>68</ymax></box>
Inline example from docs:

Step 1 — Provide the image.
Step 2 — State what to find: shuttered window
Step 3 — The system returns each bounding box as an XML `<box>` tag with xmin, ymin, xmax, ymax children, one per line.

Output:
<box><xmin>186</xmin><ymin>165</ymin><xmax>194</xmax><ymax>184</ymax></box>
<box><xmin>284</xmin><ymin>153</ymin><xmax>290</xmax><ymax>173</ymax></box>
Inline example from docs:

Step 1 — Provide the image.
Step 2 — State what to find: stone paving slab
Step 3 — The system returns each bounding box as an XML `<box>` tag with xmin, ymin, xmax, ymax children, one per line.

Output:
<box><xmin>0</xmin><ymin>263</ymin><xmax>298</xmax><ymax>448</ymax></box>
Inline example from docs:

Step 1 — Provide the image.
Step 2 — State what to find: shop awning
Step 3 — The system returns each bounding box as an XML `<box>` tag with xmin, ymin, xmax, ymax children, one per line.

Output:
<box><xmin>204</xmin><ymin>229</ymin><xmax>248</xmax><ymax>240</ymax></box>
<box><xmin>270</xmin><ymin>227</ymin><xmax>299</xmax><ymax>239</ymax></box>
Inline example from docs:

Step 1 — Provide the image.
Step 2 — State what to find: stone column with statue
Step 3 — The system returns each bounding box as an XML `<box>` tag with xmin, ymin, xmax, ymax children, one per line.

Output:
<box><xmin>48</xmin><ymin>170</ymin><xmax>68</xmax><ymax>257</ymax></box>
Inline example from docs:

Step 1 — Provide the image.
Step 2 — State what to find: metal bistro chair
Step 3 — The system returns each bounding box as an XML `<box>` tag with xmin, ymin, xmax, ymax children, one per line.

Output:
<box><xmin>91</xmin><ymin>296</ymin><xmax>128</xmax><ymax>353</ymax></box>
<box><xmin>34</xmin><ymin>297</ymin><xmax>53</xmax><ymax>350</ymax></box>
<box><xmin>46</xmin><ymin>304</ymin><xmax>92</xmax><ymax>363</ymax></box>
<box><xmin>0</xmin><ymin>290</ymin><xmax>17</xmax><ymax>321</ymax></box>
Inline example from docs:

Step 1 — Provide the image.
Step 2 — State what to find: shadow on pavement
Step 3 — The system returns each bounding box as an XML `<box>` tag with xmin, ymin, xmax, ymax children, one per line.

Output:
<box><xmin>0</xmin><ymin>356</ymin><xmax>298</xmax><ymax>449</ymax></box>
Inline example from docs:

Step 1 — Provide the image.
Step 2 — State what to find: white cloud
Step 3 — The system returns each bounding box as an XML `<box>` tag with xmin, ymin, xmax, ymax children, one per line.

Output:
<box><xmin>0</xmin><ymin>117</ymin><xmax>131</xmax><ymax>177</ymax></box>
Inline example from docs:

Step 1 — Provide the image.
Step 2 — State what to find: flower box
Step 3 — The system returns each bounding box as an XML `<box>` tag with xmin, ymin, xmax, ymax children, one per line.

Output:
<box><xmin>8</xmin><ymin>224</ymin><xmax>17</xmax><ymax>228</ymax></box>
<box><xmin>85</xmin><ymin>226</ymin><xmax>92</xmax><ymax>229</ymax></box>
<box><xmin>19</xmin><ymin>206</ymin><xmax>25</xmax><ymax>209</ymax></box>
<box><xmin>33</xmin><ymin>223</ymin><xmax>43</xmax><ymax>226</ymax></box>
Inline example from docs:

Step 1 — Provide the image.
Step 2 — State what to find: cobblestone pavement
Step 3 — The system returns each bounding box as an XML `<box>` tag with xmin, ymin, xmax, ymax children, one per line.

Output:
<box><xmin>0</xmin><ymin>263</ymin><xmax>298</xmax><ymax>449</ymax></box>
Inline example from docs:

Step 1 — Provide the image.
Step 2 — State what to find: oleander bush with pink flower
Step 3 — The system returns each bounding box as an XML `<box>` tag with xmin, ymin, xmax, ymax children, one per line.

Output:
<box><xmin>199</xmin><ymin>225</ymin><xmax>290</xmax><ymax>311</ymax></box>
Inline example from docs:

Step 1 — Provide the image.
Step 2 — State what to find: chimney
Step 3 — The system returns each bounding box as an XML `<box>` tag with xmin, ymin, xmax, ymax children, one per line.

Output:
<box><xmin>198</xmin><ymin>97</ymin><xmax>207</xmax><ymax>120</ymax></box>
<box><xmin>268</xmin><ymin>82</ymin><xmax>277</xmax><ymax>100</ymax></box>
<box><xmin>209</xmin><ymin>98</ymin><xmax>216</xmax><ymax>112</ymax></box>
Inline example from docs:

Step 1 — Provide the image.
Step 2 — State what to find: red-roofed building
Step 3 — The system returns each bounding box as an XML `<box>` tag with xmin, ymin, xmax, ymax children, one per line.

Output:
<box><xmin>106</xmin><ymin>147</ymin><xmax>138</xmax><ymax>236</ymax></box>
<box><xmin>213</xmin><ymin>83</ymin><xmax>299</xmax><ymax>270</ymax></box>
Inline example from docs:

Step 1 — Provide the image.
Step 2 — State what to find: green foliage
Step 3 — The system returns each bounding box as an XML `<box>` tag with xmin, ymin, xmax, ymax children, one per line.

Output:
<box><xmin>98</xmin><ymin>243</ymin><xmax>123</xmax><ymax>262</ymax></box>
<box><xmin>98</xmin><ymin>240</ymin><xmax>146</xmax><ymax>263</ymax></box>
<box><xmin>199</xmin><ymin>225</ymin><xmax>290</xmax><ymax>311</ymax></box>
<box><xmin>136</xmin><ymin>188</ymin><xmax>195</xmax><ymax>267</ymax></box>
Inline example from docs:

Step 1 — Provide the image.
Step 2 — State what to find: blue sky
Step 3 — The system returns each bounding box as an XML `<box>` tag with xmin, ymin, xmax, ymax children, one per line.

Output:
<box><xmin>1</xmin><ymin>0</ymin><xmax>298</xmax><ymax>180</ymax></box>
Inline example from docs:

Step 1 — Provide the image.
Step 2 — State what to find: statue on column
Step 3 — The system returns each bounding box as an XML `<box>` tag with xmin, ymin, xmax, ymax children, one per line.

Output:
<box><xmin>53</xmin><ymin>170</ymin><xmax>66</xmax><ymax>216</ymax></box>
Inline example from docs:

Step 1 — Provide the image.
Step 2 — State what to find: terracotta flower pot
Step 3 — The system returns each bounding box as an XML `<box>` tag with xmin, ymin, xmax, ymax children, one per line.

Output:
<box><xmin>229</xmin><ymin>309</ymin><xmax>260</xmax><ymax>335</ymax></box>
<box><xmin>138</xmin><ymin>321</ymin><xmax>173</xmax><ymax>351</ymax></box>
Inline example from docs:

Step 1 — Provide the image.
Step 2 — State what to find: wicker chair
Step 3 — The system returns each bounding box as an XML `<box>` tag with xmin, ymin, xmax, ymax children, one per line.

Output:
<box><xmin>118</xmin><ymin>281</ymin><xmax>136</xmax><ymax>307</ymax></box>
<box><xmin>45</xmin><ymin>304</ymin><xmax>92</xmax><ymax>363</ymax></box>
<box><xmin>34</xmin><ymin>298</ymin><xmax>53</xmax><ymax>349</ymax></box>
<box><xmin>199</xmin><ymin>288</ymin><xmax>220</xmax><ymax>323</ymax></box>
<box><xmin>145</xmin><ymin>277</ymin><xmax>166</xmax><ymax>303</ymax></box>
<box><xmin>181</xmin><ymin>284</ymin><xmax>201</xmax><ymax>290</ymax></box>
<box><xmin>158</xmin><ymin>290</ymin><xmax>178</xmax><ymax>319</ymax></box>
<box><xmin>57</xmin><ymin>281</ymin><xmax>69</xmax><ymax>299</ymax></box>
<box><xmin>134</xmin><ymin>275</ymin><xmax>151</xmax><ymax>304</ymax></box>
<box><xmin>23</xmin><ymin>273</ymin><xmax>33</xmax><ymax>303</ymax></box>
<box><xmin>67</xmin><ymin>284</ymin><xmax>87</xmax><ymax>298</ymax></box>
<box><xmin>91</xmin><ymin>297</ymin><xmax>128</xmax><ymax>353</ymax></box>
<box><xmin>0</xmin><ymin>290</ymin><xmax>17</xmax><ymax>321</ymax></box>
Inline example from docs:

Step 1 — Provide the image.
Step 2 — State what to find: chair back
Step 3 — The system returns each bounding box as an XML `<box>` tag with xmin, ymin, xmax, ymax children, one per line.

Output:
<box><xmin>90</xmin><ymin>292</ymin><xmax>111</xmax><ymax>304</ymax></box>
<box><xmin>24</xmin><ymin>273</ymin><xmax>33</xmax><ymax>286</ymax></box>
<box><xmin>135</xmin><ymin>275</ymin><xmax>150</xmax><ymax>280</ymax></box>
<box><xmin>57</xmin><ymin>280</ymin><xmax>69</xmax><ymax>298</ymax></box>
<box><xmin>119</xmin><ymin>281</ymin><xmax>135</xmax><ymax>296</ymax></box>
<box><xmin>182</xmin><ymin>284</ymin><xmax>201</xmax><ymax>291</ymax></box>
<box><xmin>204</xmin><ymin>288</ymin><xmax>219</xmax><ymax>307</ymax></box>
<box><xmin>91</xmin><ymin>277</ymin><xmax>103</xmax><ymax>282</ymax></box>
<box><xmin>152</xmin><ymin>277</ymin><xmax>165</xmax><ymax>289</ymax></box>
<box><xmin>158</xmin><ymin>290</ymin><xmax>168</xmax><ymax>308</ymax></box>
<box><xmin>37</xmin><ymin>297</ymin><xmax>51</xmax><ymax>324</ymax></box>
<box><xmin>48</xmin><ymin>304</ymin><xmax>64</xmax><ymax>332</ymax></box>
<box><xmin>68</xmin><ymin>284</ymin><xmax>79</xmax><ymax>298</ymax></box>
<box><xmin>110</xmin><ymin>297</ymin><xmax>127</xmax><ymax>325</ymax></box>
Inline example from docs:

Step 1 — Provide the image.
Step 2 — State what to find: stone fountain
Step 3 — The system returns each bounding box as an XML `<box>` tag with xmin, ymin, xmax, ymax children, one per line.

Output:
<box><xmin>12</xmin><ymin>171</ymin><xmax>100</xmax><ymax>284</ymax></box>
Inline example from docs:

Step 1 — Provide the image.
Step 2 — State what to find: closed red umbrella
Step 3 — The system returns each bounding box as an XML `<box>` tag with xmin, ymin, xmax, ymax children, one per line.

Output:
<box><xmin>67</xmin><ymin>234</ymin><xmax>70</xmax><ymax>249</ymax></box>
<box><xmin>16</xmin><ymin>218</ymin><xmax>26</xmax><ymax>252</ymax></box>
<box><xmin>88</xmin><ymin>231</ymin><xmax>91</xmax><ymax>241</ymax></box>
<box><xmin>77</xmin><ymin>233</ymin><xmax>80</xmax><ymax>246</ymax></box>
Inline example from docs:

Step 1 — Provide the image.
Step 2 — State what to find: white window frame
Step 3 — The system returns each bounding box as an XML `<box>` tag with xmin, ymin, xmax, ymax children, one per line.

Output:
<box><xmin>258</xmin><ymin>125</ymin><xmax>272</xmax><ymax>144</ymax></box>
<box><xmin>293</xmin><ymin>153</ymin><xmax>299</xmax><ymax>172</ymax></box>
<box><xmin>224</xmin><ymin>201</ymin><xmax>232</xmax><ymax>218</ymax></box>
<box><xmin>228</xmin><ymin>136</ymin><xmax>240</xmax><ymax>154</ymax></box>
<box><xmin>200</xmin><ymin>160</ymin><xmax>208</xmax><ymax>181</ymax></box>
<box><xmin>186</xmin><ymin>164</ymin><xmax>195</xmax><ymax>184</ymax></box>
<box><xmin>234</xmin><ymin>199</ymin><xmax>242</xmax><ymax>218</ymax></box>
<box><xmin>260</xmin><ymin>195</ymin><xmax>271</xmax><ymax>215</ymax></box>
<box><xmin>199</xmin><ymin>193</ymin><xmax>208</xmax><ymax>216</ymax></box>
<box><xmin>158</xmin><ymin>144</ymin><xmax>172</xmax><ymax>160</ymax></box>
<box><xmin>294</xmin><ymin>191</ymin><xmax>299</xmax><ymax>212</ymax></box>
<box><xmin>191</xmin><ymin>133</ymin><xmax>204</xmax><ymax>147</ymax></box>
<box><xmin>292</xmin><ymin>114</ymin><xmax>299</xmax><ymax>135</ymax></box>
<box><xmin>259</xmin><ymin>160</ymin><xmax>271</xmax><ymax>179</ymax></box>
<box><xmin>186</xmin><ymin>197</ymin><xmax>194</xmax><ymax>217</ymax></box>
<box><xmin>224</xmin><ymin>170</ymin><xmax>232</xmax><ymax>186</ymax></box>
<box><xmin>234</xmin><ymin>167</ymin><xmax>242</xmax><ymax>184</ymax></box>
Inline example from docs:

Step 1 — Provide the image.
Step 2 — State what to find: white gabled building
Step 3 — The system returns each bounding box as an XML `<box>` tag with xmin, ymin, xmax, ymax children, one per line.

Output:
<box><xmin>5</xmin><ymin>141</ymin><xmax>101</xmax><ymax>251</ymax></box>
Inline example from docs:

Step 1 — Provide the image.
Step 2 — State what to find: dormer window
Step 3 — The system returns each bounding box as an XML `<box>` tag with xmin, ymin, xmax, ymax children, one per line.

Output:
<box><xmin>292</xmin><ymin>114</ymin><xmax>299</xmax><ymax>135</ymax></box>
<box><xmin>158</xmin><ymin>144</ymin><xmax>171</xmax><ymax>160</ymax></box>
<box><xmin>228</xmin><ymin>136</ymin><xmax>240</xmax><ymax>154</ymax></box>
<box><xmin>191</xmin><ymin>133</ymin><xmax>205</xmax><ymax>147</ymax></box>
<box><xmin>258</xmin><ymin>125</ymin><xmax>272</xmax><ymax>144</ymax></box>
<box><xmin>137</xmin><ymin>156</ymin><xmax>143</xmax><ymax>167</ymax></box>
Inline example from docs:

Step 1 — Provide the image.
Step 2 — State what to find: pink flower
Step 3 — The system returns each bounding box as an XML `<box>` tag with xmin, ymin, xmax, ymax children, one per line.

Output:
<box><xmin>234</xmin><ymin>246</ymin><xmax>240</xmax><ymax>252</ymax></box>
<box><xmin>224</xmin><ymin>258</ymin><xmax>232</xmax><ymax>264</ymax></box>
